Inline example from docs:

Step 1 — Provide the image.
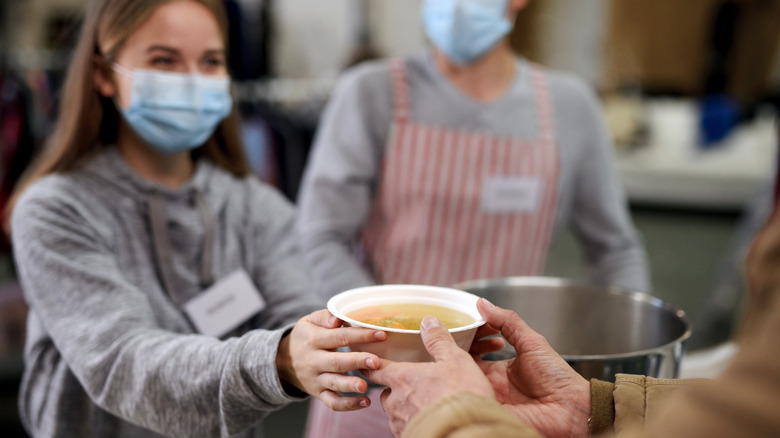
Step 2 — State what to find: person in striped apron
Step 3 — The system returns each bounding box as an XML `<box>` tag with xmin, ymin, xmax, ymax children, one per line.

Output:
<box><xmin>297</xmin><ymin>0</ymin><xmax>650</xmax><ymax>436</ymax></box>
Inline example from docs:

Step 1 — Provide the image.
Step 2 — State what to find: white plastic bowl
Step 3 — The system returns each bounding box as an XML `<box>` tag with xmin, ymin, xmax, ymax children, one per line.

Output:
<box><xmin>327</xmin><ymin>284</ymin><xmax>486</xmax><ymax>362</ymax></box>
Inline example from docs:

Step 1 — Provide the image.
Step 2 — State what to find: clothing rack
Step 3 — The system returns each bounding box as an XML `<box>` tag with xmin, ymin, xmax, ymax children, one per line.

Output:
<box><xmin>234</xmin><ymin>77</ymin><xmax>335</xmax><ymax>202</ymax></box>
<box><xmin>6</xmin><ymin>49</ymin><xmax>72</xmax><ymax>73</ymax></box>
<box><xmin>233</xmin><ymin>77</ymin><xmax>335</xmax><ymax>117</ymax></box>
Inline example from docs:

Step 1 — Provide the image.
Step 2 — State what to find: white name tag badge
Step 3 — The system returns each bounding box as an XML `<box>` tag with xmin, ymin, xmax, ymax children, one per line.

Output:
<box><xmin>481</xmin><ymin>176</ymin><xmax>543</xmax><ymax>213</ymax></box>
<box><xmin>183</xmin><ymin>269</ymin><xmax>266</xmax><ymax>337</ymax></box>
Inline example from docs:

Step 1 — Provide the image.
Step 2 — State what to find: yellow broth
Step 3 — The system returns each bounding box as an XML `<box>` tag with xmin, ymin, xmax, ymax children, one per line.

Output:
<box><xmin>346</xmin><ymin>303</ymin><xmax>475</xmax><ymax>330</ymax></box>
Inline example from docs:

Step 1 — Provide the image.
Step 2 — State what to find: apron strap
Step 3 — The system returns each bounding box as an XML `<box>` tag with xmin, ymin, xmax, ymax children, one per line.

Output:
<box><xmin>529</xmin><ymin>64</ymin><xmax>557</xmax><ymax>145</ymax></box>
<box><xmin>390</xmin><ymin>59</ymin><xmax>411</xmax><ymax>124</ymax></box>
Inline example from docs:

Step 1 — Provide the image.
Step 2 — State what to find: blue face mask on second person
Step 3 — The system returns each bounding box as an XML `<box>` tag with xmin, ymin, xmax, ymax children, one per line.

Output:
<box><xmin>113</xmin><ymin>64</ymin><xmax>233</xmax><ymax>155</ymax></box>
<box><xmin>422</xmin><ymin>0</ymin><xmax>513</xmax><ymax>65</ymax></box>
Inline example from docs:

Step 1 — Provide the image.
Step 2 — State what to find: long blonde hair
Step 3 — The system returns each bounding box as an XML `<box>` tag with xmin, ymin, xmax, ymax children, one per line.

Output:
<box><xmin>3</xmin><ymin>0</ymin><xmax>249</xmax><ymax>234</ymax></box>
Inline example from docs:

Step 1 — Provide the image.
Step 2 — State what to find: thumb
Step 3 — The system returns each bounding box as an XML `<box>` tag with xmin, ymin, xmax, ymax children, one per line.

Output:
<box><xmin>477</xmin><ymin>297</ymin><xmax>540</xmax><ymax>355</ymax></box>
<box><xmin>420</xmin><ymin>316</ymin><xmax>460</xmax><ymax>362</ymax></box>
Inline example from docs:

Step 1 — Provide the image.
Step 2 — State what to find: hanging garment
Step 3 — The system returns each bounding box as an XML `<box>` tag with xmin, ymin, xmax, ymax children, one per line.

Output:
<box><xmin>0</xmin><ymin>73</ymin><xmax>35</xmax><ymax>251</ymax></box>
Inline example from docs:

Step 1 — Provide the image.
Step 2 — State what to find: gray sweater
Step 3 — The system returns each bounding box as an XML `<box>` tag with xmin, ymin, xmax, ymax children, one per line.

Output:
<box><xmin>298</xmin><ymin>52</ymin><xmax>650</xmax><ymax>298</ymax></box>
<box><xmin>11</xmin><ymin>147</ymin><xmax>322</xmax><ymax>437</ymax></box>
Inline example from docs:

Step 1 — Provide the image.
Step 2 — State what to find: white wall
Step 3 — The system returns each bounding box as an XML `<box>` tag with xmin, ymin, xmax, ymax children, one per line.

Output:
<box><xmin>533</xmin><ymin>0</ymin><xmax>608</xmax><ymax>87</ymax></box>
<box><xmin>273</xmin><ymin>0</ymin><xmax>426</xmax><ymax>78</ymax></box>
<box><xmin>369</xmin><ymin>0</ymin><xmax>426</xmax><ymax>59</ymax></box>
<box><xmin>273</xmin><ymin>0</ymin><xmax>354</xmax><ymax>78</ymax></box>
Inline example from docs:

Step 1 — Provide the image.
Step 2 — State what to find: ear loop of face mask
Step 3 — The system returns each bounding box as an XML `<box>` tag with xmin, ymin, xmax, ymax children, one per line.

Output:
<box><xmin>112</xmin><ymin>62</ymin><xmax>134</xmax><ymax>78</ymax></box>
<box><xmin>105</xmin><ymin>62</ymin><xmax>132</xmax><ymax>110</ymax></box>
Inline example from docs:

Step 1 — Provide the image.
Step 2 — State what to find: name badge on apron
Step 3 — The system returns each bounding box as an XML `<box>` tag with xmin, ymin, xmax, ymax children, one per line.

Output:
<box><xmin>481</xmin><ymin>176</ymin><xmax>544</xmax><ymax>213</ymax></box>
<box><xmin>183</xmin><ymin>269</ymin><xmax>266</xmax><ymax>337</ymax></box>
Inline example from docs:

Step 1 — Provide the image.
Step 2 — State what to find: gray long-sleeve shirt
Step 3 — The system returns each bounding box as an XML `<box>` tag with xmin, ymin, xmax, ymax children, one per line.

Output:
<box><xmin>11</xmin><ymin>147</ymin><xmax>322</xmax><ymax>437</ymax></box>
<box><xmin>298</xmin><ymin>52</ymin><xmax>650</xmax><ymax>299</ymax></box>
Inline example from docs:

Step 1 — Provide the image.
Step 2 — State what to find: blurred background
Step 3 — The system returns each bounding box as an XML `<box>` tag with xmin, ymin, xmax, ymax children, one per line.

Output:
<box><xmin>1</xmin><ymin>0</ymin><xmax>778</xmax><ymax>436</ymax></box>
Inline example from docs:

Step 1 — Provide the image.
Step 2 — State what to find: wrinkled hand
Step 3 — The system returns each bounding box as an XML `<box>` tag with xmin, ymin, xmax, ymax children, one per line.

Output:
<box><xmin>475</xmin><ymin>298</ymin><xmax>591</xmax><ymax>438</ymax></box>
<box><xmin>365</xmin><ymin>299</ymin><xmax>591</xmax><ymax>437</ymax></box>
<box><xmin>363</xmin><ymin>316</ymin><xmax>495</xmax><ymax>436</ymax></box>
<box><xmin>277</xmin><ymin>309</ymin><xmax>387</xmax><ymax>411</ymax></box>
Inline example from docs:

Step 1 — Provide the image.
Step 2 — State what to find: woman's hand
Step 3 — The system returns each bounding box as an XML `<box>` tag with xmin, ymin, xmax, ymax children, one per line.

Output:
<box><xmin>276</xmin><ymin>309</ymin><xmax>387</xmax><ymax>411</ymax></box>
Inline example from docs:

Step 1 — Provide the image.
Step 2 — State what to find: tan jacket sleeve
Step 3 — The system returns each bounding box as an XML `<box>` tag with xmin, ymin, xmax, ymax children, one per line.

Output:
<box><xmin>402</xmin><ymin>392</ymin><xmax>542</xmax><ymax>438</ymax></box>
<box><xmin>589</xmin><ymin>375</ymin><xmax>711</xmax><ymax>436</ymax></box>
<box><xmin>591</xmin><ymin>287</ymin><xmax>780</xmax><ymax>438</ymax></box>
<box><xmin>591</xmin><ymin>192</ymin><xmax>780</xmax><ymax>438</ymax></box>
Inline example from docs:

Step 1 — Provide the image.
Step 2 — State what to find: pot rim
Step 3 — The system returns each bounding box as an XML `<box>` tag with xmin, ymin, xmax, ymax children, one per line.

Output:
<box><xmin>452</xmin><ymin>276</ymin><xmax>693</xmax><ymax>360</ymax></box>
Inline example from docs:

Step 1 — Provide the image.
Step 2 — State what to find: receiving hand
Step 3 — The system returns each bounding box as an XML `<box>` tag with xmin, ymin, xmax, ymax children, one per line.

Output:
<box><xmin>363</xmin><ymin>315</ymin><xmax>495</xmax><ymax>436</ymax></box>
<box><xmin>364</xmin><ymin>299</ymin><xmax>591</xmax><ymax>438</ymax></box>
<box><xmin>473</xmin><ymin>298</ymin><xmax>591</xmax><ymax>437</ymax></box>
<box><xmin>276</xmin><ymin>309</ymin><xmax>387</xmax><ymax>411</ymax></box>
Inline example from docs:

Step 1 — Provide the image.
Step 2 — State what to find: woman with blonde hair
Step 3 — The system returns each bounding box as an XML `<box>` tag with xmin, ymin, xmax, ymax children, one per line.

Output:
<box><xmin>5</xmin><ymin>0</ymin><xmax>385</xmax><ymax>436</ymax></box>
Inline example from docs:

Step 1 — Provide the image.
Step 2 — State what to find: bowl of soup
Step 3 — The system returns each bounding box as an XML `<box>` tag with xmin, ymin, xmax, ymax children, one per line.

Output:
<box><xmin>327</xmin><ymin>284</ymin><xmax>486</xmax><ymax>362</ymax></box>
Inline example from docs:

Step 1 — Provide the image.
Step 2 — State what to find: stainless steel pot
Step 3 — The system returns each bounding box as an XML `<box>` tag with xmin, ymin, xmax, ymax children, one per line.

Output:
<box><xmin>453</xmin><ymin>277</ymin><xmax>692</xmax><ymax>382</ymax></box>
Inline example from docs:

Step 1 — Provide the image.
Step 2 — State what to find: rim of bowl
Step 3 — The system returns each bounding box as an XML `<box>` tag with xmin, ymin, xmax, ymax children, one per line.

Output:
<box><xmin>327</xmin><ymin>284</ymin><xmax>487</xmax><ymax>334</ymax></box>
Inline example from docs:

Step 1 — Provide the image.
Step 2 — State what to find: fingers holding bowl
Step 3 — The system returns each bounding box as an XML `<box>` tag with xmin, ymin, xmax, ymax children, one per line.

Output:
<box><xmin>317</xmin><ymin>388</ymin><xmax>372</xmax><ymax>411</ymax></box>
<box><xmin>327</xmin><ymin>285</ymin><xmax>486</xmax><ymax>363</ymax></box>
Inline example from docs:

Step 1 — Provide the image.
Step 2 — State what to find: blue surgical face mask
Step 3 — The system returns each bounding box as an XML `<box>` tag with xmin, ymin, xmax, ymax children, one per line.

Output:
<box><xmin>113</xmin><ymin>64</ymin><xmax>233</xmax><ymax>154</ymax></box>
<box><xmin>422</xmin><ymin>0</ymin><xmax>513</xmax><ymax>65</ymax></box>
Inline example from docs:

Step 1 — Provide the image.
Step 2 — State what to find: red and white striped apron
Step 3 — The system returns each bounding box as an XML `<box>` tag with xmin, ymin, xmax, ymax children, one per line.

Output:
<box><xmin>306</xmin><ymin>59</ymin><xmax>560</xmax><ymax>438</ymax></box>
<box><xmin>363</xmin><ymin>59</ymin><xmax>560</xmax><ymax>286</ymax></box>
